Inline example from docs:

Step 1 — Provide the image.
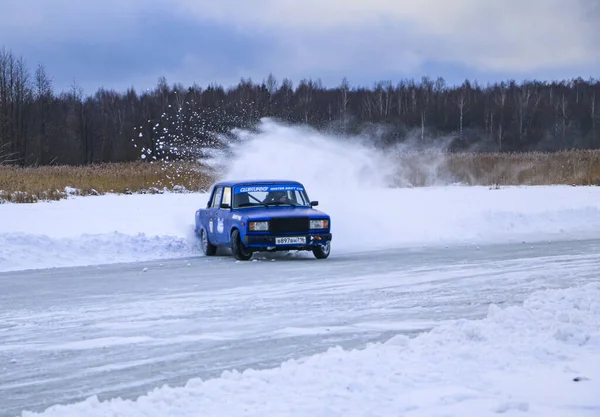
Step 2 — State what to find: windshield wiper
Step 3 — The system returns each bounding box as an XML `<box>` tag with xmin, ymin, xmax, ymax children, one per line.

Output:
<box><xmin>247</xmin><ymin>194</ymin><xmax>269</xmax><ymax>208</ymax></box>
<box><xmin>264</xmin><ymin>201</ymin><xmax>297</xmax><ymax>207</ymax></box>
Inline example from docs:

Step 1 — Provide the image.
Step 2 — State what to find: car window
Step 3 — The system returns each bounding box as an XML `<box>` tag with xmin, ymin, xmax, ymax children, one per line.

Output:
<box><xmin>222</xmin><ymin>187</ymin><xmax>232</xmax><ymax>207</ymax></box>
<box><xmin>293</xmin><ymin>190</ymin><xmax>309</xmax><ymax>205</ymax></box>
<box><xmin>211</xmin><ymin>187</ymin><xmax>223</xmax><ymax>208</ymax></box>
<box><xmin>232</xmin><ymin>184</ymin><xmax>310</xmax><ymax>208</ymax></box>
<box><xmin>206</xmin><ymin>187</ymin><xmax>215</xmax><ymax>207</ymax></box>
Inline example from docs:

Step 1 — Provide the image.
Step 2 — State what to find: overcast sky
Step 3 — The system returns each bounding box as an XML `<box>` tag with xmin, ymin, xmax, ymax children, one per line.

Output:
<box><xmin>2</xmin><ymin>0</ymin><xmax>599</xmax><ymax>94</ymax></box>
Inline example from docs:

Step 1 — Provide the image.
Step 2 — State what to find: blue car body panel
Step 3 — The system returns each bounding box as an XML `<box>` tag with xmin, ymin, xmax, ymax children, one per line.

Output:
<box><xmin>194</xmin><ymin>179</ymin><xmax>332</xmax><ymax>253</ymax></box>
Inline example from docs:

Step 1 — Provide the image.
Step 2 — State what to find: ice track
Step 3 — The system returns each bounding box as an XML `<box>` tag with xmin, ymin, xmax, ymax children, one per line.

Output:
<box><xmin>1</xmin><ymin>238</ymin><xmax>599</xmax><ymax>416</ymax></box>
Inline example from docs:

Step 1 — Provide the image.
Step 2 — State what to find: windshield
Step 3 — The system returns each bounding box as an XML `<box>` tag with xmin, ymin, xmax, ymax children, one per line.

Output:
<box><xmin>232</xmin><ymin>184</ymin><xmax>311</xmax><ymax>208</ymax></box>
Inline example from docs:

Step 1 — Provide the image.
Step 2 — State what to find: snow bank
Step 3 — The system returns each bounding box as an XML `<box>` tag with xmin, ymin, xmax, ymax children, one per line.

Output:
<box><xmin>1</xmin><ymin>185</ymin><xmax>600</xmax><ymax>272</ymax></box>
<box><xmin>0</xmin><ymin>231</ymin><xmax>199</xmax><ymax>272</ymax></box>
<box><xmin>323</xmin><ymin>185</ymin><xmax>600</xmax><ymax>252</ymax></box>
<box><xmin>0</xmin><ymin>193</ymin><xmax>206</xmax><ymax>272</ymax></box>
<box><xmin>21</xmin><ymin>282</ymin><xmax>600</xmax><ymax>417</ymax></box>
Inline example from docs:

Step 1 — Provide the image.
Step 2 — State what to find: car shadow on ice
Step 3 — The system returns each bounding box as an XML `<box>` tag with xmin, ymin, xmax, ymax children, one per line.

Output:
<box><xmin>210</xmin><ymin>246</ymin><xmax>317</xmax><ymax>262</ymax></box>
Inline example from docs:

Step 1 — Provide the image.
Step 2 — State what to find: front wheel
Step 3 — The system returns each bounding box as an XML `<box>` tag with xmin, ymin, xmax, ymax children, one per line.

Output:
<box><xmin>312</xmin><ymin>242</ymin><xmax>331</xmax><ymax>259</ymax></box>
<box><xmin>231</xmin><ymin>229</ymin><xmax>253</xmax><ymax>261</ymax></box>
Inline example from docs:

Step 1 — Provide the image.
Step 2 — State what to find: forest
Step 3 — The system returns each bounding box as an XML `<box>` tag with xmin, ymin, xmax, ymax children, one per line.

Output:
<box><xmin>1</xmin><ymin>46</ymin><xmax>599</xmax><ymax>167</ymax></box>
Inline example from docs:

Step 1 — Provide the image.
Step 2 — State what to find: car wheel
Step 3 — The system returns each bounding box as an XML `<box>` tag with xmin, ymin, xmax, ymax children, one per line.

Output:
<box><xmin>231</xmin><ymin>229</ymin><xmax>253</xmax><ymax>261</ymax></box>
<box><xmin>312</xmin><ymin>241</ymin><xmax>331</xmax><ymax>259</ymax></box>
<box><xmin>201</xmin><ymin>229</ymin><xmax>217</xmax><ymax>256</ymax></box>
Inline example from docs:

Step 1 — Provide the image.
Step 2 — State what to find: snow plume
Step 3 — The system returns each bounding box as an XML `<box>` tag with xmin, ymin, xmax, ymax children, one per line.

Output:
<box><xmin>131</xmin><ymin>104</ymin><xmax>249</xmax><ymax>163</ymax></box>
<box><xmin>202</xmin><ymin>118</ymin><xmax>456</xmax><ymax>191</ymax></box>
<box><xmin>130</xmin><ymin>101</ymin><xmax>257</xmax><ymax>186</ymax></box>
<box><xmin>130</xmin><ymin>102</ymin><xmax>459</xmax><ymax>190</ymax></box>
<box><xmin>132</xmin><ymin>112</ymin><xmax>598</xmax><ymax>191</ymax></box>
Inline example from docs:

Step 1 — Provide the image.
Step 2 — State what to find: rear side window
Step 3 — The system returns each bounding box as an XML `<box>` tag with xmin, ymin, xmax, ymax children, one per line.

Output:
<box><xmin>211</xmin><ymin>187</ymin><xmax>223</xmax><ymax>208</ymax></box>
<box><xmin>206</xmin><ymin>188</ymin><xmax>215</xmax><ymax>207</ymax></box>
<box><xmin>222</xmin><ymin>187</ymin><xmax>232</xmax><ymax>207</ymax></box>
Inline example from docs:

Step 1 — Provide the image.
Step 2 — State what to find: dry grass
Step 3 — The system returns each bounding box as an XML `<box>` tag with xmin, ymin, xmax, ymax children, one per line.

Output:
<box><xmin>392</xmin><ymin>149</ymin><xmax>600</xmax><ymax>188</ymax></box>
<box><xmin>445</xmin><ymin>149</ymin><xmax>600</xmax><ymax>187</ymax></box>
<box><xmin>0</xmin><ymin>161</ymin><xmax>213</xmax><ymax>203</ymax></box>
<box><xmin>1</xmin><ymin>150</ymin><xmax>599</xmax><ymax>204</ymax></box>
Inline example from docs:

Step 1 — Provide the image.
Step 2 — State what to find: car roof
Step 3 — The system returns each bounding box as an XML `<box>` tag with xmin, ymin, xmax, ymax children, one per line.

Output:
<box><xmin>212</xmin><ymin>179</ymin><xmax>304</xmax><ymax>187</ymax></box>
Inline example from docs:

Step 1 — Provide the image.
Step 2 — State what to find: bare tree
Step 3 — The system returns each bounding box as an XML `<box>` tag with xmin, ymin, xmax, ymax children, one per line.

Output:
<box><xmin>34</xmin><ymin>63</ymin><xmax>53</xmax><ymax>164</ymax></box>
<box><xmin>297</xmin><ymin>79</ymin><xmax>313</xmax><ymax>123</ymax></box>
<box><xmin>590</xmin><ymin>88</ymin><xmax>598</xmax><ymax>147</ymax></box>
<box><xmin>265</xmin><ymin>73</ymin><xmax>278</xmax><ymax>114</ymax></box>
<box><xmin>339</xmin><ymin>77</ymin><xmax>350</xmax><ymax>130</ymax></box>
<box><xmin>455</xmin><ymin>81</ymin><xmax>470</xmax><ymax>140</ymax></box>
<box><xmin>513</xmin><ymin>82</ymin><xmax>541</xmax><ymax>145</ymax></box>
<box><xmin>557</xmin><ymin>93</ymin><xmax>570</xmax><ymax>144</ymax></box>
<box><xmin>493</xmin><ymin>83</ymin><xmax>507</xmax><ymax>150</ymax></box>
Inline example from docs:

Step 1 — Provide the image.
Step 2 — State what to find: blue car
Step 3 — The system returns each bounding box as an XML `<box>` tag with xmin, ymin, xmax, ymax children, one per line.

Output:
<box><xmin>195</xmin><ymin>179</ymin><xmax>332</xmax><ymax>260</ymax></box>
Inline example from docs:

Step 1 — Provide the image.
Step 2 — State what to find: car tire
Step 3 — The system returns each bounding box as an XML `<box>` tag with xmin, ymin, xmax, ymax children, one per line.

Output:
<box><xmin>200</xmin><ymin>229</ymin><xmax>217</xmax><ymax>256</ymax></box>
<box><xmin>231</xmin><ymin>229</ymin><xmax>253</xmax><ymax>261</ymax></box>
<box><xmin>312</xmin><ymin>242</ymin><xmax>331</xmax><ymax>259</ymax></box>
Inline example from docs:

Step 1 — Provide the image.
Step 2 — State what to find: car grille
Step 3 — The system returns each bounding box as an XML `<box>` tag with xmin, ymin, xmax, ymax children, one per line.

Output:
<box><xmin>270</xmin><ymin>217</ymin><xmax>309</xmax><ymax>233</ymax></box>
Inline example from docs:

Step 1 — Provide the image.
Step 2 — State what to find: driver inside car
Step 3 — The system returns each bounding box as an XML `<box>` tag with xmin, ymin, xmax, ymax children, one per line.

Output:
<box><xmin>264</xmin><ymin>191</ymin><xmax>293</xmax><ymax>204</ymax></box>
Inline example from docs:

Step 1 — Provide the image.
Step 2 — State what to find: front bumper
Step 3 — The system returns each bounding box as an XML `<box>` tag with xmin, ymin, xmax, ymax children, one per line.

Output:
<box><xmin>244</xmin><ymin>233</ymin><xmax>332</xmax><ymax>251</ymax></box>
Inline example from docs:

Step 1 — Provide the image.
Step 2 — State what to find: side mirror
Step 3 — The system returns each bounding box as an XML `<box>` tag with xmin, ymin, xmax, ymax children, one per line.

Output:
<box><xmin>220</xmin><ymin>203</ymin><xmax>231</xmax><ymax>209</ymax></box>
<box><xmin>310</xmin><ymin>201</ymin><xmax>319</xmax><ymax>207</ymax></box>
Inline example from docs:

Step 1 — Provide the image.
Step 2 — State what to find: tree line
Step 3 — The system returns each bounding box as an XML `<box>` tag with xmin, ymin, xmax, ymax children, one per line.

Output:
<box><xmin>1</xmin><ymin>46</ymin><xmax>599</xmax><ymax>166</ymax></box>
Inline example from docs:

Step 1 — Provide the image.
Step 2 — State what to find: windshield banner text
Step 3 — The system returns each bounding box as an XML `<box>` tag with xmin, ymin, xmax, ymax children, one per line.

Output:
<box><xmin>234</xmin><ymin>184</ymin><xmax>304</xmax><ymax>194</ymax></box>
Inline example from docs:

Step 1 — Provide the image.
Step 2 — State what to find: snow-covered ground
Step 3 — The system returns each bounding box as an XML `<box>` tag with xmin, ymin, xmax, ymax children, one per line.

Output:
<box><xmin>9</xmin><ymin>277</ymin><xmax>600</xmax><ymax>417</ymax></box>
<box><xmin>2</xmin><ymin>121</ymin><xmax>600</xmax><ymax>416</ymax></box>
<box><xmin>1</xmin><ymin>185</ymin><xmax>600</xmax><ymax>273</ymax></box>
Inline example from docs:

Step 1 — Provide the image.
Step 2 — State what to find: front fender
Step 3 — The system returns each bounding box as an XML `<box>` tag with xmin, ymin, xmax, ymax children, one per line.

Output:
<box><xmin>228</xmin><ymin>213</ymin><xmax>247</xmax><ymax>242</ymax></box>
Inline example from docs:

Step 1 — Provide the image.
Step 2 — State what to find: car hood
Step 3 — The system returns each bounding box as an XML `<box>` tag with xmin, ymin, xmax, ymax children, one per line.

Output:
<box><xmin>235</xmin><ymin>206</ymin><xmax>328</xmax><ymax>219</ymax></box>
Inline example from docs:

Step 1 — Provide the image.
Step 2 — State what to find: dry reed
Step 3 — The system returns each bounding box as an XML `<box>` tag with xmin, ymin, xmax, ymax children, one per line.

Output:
<box><xmin>1</xmin><ymin>150</ymin><xmax>599</xmax><ymax>204</ymax></box>
<box><xmin>444</xmin><ymin>149</ymin><xmax>600</xmax><ymax>186</ymax></box>
<box><xmin>390</xmin><ymin>149</ymin><xmax>600</xmax><ymax>187</ymax></box>
<box><xmin>0</xmin><ymin>161</ymin><xmax>213</xmax><ymax>203</ymax></box>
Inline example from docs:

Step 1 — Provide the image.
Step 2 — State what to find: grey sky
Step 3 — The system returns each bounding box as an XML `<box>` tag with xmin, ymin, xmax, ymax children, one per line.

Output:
<box><xmin>1</xmin><ymin>0</ymin><xmax>598</xmax><ymax>94</ymax></box>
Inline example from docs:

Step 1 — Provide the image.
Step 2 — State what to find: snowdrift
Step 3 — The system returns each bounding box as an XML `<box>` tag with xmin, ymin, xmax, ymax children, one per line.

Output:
<box><xmin>1</xmin><ymin>185</ymin><xmax>600</xmax><ymax>272</ymax></box>
<box><xmin>21</xmin><ymin>282</ymin><xmax>600</xmax><ymax>417</ymax></box>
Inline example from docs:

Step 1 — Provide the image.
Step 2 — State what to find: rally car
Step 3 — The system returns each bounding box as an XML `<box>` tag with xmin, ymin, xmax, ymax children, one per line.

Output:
<box><xmin>195</xmin><ymin>179</ymin><xmax>332</xmax><ymax>260</ymax></box>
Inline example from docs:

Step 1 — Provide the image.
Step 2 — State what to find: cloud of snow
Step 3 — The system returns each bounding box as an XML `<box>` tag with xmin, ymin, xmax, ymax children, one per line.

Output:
<box><xmin>203</xmin><ymin>118</ymin><xmax>456</xmax><ymax>191</ymax></box>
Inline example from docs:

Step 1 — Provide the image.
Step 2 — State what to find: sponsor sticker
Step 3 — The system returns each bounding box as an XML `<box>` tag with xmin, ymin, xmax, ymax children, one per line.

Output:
<box><xmin>235</xmin><ymin>184</ymin><xmax>304</xmax><ymax>194</ymax></box>
<box><xmin>238</xmin><ymin>186</ymin><xmax>269</xmax><ymax>193</ymax></box>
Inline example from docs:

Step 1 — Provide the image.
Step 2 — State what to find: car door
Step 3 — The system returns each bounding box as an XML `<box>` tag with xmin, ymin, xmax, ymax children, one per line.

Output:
<box><xmin>217</xmin><ymin>186</ymin><xmax>233</xmax><ymax>245</ymax></box>
<box><xmin>206</xmin><ymin>186</ymin><xmax>223</xmax><ymax>244</ymax></box>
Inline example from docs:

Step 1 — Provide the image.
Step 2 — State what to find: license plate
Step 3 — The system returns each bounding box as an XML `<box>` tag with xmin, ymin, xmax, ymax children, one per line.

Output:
<box><xmin>275</xmin><ymin>236</ymin><xmax>306</xmax><ymax>245</ymax></box>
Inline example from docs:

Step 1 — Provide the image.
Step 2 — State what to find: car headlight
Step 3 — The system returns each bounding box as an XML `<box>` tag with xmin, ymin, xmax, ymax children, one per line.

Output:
<box><xmin>310</xmin><ymin>219</ymin><xmax>329</xmax><ymax>229</ymax></box>
<box><xmin>249</xmin><ymin>221</ymin><xmax>269</xmax><ymax>231</ymax></box>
